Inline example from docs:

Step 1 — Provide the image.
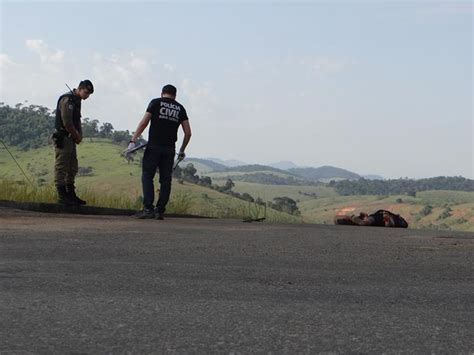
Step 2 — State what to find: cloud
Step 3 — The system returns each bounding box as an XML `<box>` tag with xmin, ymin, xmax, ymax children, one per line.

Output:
<box><xmin>420</xmin><ymin>2</ymin><xmax>473</xmax><ymax>16</ymax></box>
<box><xmin>180</xmin><ymin>78</ymin><xmax>217</xmax><ymax>118</ymax></box>
<box><xmin>0</xmin><ymin>53</ymin><xmax>18</xmax><ymax>68</ymax></box>
<box><xmin>163</xmin><ymin>63</ymin><xmax>175</xmax><ymax>72</ymax></box>
<box><xmin>129</xmin><ymin>52</ymin><xmax>149</xmax><ymax>74</ymax></box>
<box><xmin>4</xmin><ymin>39</ymin><xmax>469</xmax><ymax>178</ymax></box>
<box><xmin>14</xmin><ymin>44</ymin><xmax>230</xmax><ymax>150</ymax></box>
<box><xmin>90</xmin><ymin>52</ymin><xmax>158</xmax><ymax>117</ymax></box>
<box><xmin>92</xmin><ymin>54</ymin><xmax>132</xmax><ymax>88</ymax></box>
<box><xmin>299</xmin><ymin>56</ymin><xmax>348</xmax><ymax>75</ymax></box>
<box><xmin>2</xmin><ymin>41</ymin><xmax>181</xmax><ymax>131</ymax></box>
<box><xmin>25</xmin><ymin>39</ymin><xmax>64</xmax><ymax>64</ymax></box>
<box><xmin>238</xmin><ymin>54</ymin><xmax>349</xmax><ymax>81</ymax></box>
<box><xmin>0</xmin><ymin>54</ymin><xmax>20</xmax><ymax>91</ymax></box>
<box><xmin>9</xmin><ymin>40</ymin><xmax>205</xmax><ymax>132</ymax></box>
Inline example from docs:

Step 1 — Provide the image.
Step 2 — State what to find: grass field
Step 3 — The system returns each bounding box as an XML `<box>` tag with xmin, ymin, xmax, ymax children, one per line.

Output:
<box><xmin>213</xmin><ymin>179</ymin><xmax>338</xmax><ymax>202</ymax></box>
<box><xmin>214</xmin><ymin>177</ymin><xmax>474</xmax><ymax>231</ymax></box>
<box><xmin>298</xmin><ymin>192</ymin><xmax>474</xmax><ymax>231</ymax></box>
<box><xmin>1</xmin><ymin>140</ymin><xmax>473</xmax><ymax>231</ymax></box>
<box><xmin>0</xmin><ymin>140</ymin><xmax>299</xmax><ymax>223</ymax></box>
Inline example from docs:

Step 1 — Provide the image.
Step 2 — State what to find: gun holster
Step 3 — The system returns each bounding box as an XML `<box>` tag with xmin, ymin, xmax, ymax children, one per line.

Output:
<box><xmin>52</xmin><ymin>130</ymin><xmax>66</xmax><ymax>149</ymax></box>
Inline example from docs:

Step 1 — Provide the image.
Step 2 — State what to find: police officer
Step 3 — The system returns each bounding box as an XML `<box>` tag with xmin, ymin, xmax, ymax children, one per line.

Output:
<box><xmin>53</xmin><ymin>80</ymin><xmax>94</xmax><ymax>205</ymax></box>
<box><xmin>129</xmin><ymin>84</ymin><xmax>192</xmax><ymax>219</ymax></box>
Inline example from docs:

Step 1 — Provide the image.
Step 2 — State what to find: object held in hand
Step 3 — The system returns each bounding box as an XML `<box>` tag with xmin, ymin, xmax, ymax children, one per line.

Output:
<box><xmin>122</xmin><ymin>142</ymin><xmax>147</xmax><ymax>156</ymax></box>
<box><xmin>177</xmin><ymin>151</ymin><xmax>186</xmax><ymax>161</ymax></box>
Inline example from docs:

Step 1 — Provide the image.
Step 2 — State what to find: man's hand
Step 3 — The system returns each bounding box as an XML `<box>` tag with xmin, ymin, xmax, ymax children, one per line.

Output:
<box><xmin>177</xmin><ymin>151</ymin><xmax>186</xmax><ymax>161</ymax></box>
<box><xmin>65</xmin><ymin>124</ymin><xmax>81</xmax><ymax>144</ymax></box>
<box><xmin>127</xmin><ymin>141</ymin><xmax>136</xmax><ymax>151</ymax></box>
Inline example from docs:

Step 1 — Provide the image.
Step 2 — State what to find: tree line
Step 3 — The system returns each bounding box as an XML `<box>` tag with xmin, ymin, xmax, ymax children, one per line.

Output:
<box><xmin>81</xmin><ymin>118</ymin><xmax>145</xmax><ymax>146</ymax></box>
<box><xmin>226</xmin><ymin>172</ymin><xmax>313</xmax><ymax>186</ymax></box>
<box><xmin>329</xmin><ymin>176</ymin><xmax>474</xmax><ymax>195</ymax></box>
<box><xmin>0</xmin><ymin>102</ymin><xmax>142</xmax><ymax>149</ymax></box>
<box><xmin>0</xmin><ymin>103</ymin><xmax>54</xmax><ymax>149</ymax></box>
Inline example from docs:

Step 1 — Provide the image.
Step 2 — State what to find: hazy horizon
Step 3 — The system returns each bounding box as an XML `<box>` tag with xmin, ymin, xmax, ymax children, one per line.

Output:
<box><xmin>184</xmin><ymin>157</ymin><xmax>469</xmax><ymax>180</ymax></box>
<box><xmin>1</xmin><ymin>1</ymin><xmax>472</xmax><ymax>179</ymax></box>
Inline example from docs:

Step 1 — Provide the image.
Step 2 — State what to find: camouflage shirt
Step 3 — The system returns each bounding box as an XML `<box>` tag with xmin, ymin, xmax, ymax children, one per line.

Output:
<box><xmin>58</xmin><ymin>91</ymin><xmax>82</xmax><ymax>133</ymax></box>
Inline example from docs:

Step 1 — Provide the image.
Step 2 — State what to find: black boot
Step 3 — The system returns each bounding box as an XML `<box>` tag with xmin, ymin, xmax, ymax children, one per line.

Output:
<box><xmin>56</xmin><ymin>185</ymin><xmax>78</xmax><ymax>206</ymax></box>
<box><xmin>66</xmin><ymin>184</ymin><xmax>87</xmax><ymax>205</ymax></box>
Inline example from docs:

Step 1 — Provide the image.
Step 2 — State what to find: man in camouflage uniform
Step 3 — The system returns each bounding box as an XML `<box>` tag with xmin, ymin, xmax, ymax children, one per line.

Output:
<box><xmin>53</xmin><ymin>80</ymin><xmax>94</xmax><ymax>205</ymax></box>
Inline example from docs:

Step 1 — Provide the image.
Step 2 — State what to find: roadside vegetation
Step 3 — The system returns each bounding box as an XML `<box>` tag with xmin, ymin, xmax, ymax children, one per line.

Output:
<box><xmin>1</xmin><ymin>102</ymin><xmax>473</xmax><ymax>230</ymax></box>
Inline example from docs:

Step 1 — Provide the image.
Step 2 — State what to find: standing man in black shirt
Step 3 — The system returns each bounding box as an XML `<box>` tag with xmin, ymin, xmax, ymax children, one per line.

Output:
<box><xmin>129</xmin><ymin>84</ymin><xmax>192</xmax><ymax>219</ymax></box>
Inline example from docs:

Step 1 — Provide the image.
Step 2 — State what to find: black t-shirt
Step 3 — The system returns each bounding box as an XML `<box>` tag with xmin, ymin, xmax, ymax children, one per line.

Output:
<box><xmin>146</xmin><ymin>97</ymin><xmax>188</xmax><ymax>146</ymax></box>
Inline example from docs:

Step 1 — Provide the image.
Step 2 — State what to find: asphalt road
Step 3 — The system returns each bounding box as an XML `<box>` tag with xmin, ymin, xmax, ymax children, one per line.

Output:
<box><xmin>1</xmin><ymin>207</ymin><xmax>473</xmax><ymax>354</ymax></box>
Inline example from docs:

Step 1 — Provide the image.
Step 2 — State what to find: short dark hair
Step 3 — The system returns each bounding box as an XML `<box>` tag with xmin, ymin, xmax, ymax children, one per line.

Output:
<box><xmin>162</xmin><ymin>84</ymin><xmax>177</xmax><ymax>96</ymax></box>
<box><xmin>78</xmin><ymin>80</ymin><xmax>94</xmax><ymax>94</ymax></box>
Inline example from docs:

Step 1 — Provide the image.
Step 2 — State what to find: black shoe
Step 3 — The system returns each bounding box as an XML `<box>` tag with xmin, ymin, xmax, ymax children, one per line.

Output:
<box><xmin>134</xmin><ymin>209</ymin><xmax>155</xmax><ymax>219</ymax></box>
<box><xmin>66</xmin><ymin>184</ymin><xmax>86</xmax><ymax>205</ymax></box>
<box><xmin>56</xmin><ymin>186</ymin><xmax>79</xmax><ymax>206</ymax></box>
<box><xmin>154</xmin><ymin>209</ymin><xmax>165</xmax><ymax>220</ymax></box>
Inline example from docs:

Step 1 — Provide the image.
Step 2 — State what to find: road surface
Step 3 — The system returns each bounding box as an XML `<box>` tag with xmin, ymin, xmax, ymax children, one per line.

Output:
<box><xmin>1</xmin><ymin>207</ymin><xmax>473</xmax><ymax>353</ymax></box>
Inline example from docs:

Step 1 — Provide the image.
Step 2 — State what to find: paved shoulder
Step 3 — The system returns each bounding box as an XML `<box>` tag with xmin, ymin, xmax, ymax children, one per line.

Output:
<box><xmin>1</xmin><ymin>210</ymin><xmax>473</xmax><ymax>353</ymax></box>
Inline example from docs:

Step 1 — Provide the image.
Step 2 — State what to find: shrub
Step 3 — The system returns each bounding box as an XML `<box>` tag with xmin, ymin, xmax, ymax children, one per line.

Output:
<box><xmin>269</xmin><ymin>196</ymin><xmax>300</xmax><ymax>215</ymax></box>
<box><xmin>78</xmin><ymin>166</ymin><xmax>94</xmax><ymax>176</ymax></box>
<box><xmin>437</xmin><ymin>207</ymin><xmax>452</xmax><ymax>220</ymax></box>
<box><xmin>420</xmin><ymin>205</ymin><xmax>433</xmax><ymax>216</ymax></box>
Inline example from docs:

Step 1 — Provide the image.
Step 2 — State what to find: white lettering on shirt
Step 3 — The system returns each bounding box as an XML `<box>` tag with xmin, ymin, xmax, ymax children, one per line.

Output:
<box><xmin>158</xmin><ymin>101</ymin><xmax>181</xmax><ymax>122</ymax></box>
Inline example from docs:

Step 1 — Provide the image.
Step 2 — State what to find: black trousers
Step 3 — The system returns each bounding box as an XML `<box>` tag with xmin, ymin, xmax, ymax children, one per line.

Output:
<box><xmin>141</xmin><ymin>144</ymin><xmax>175</xmax><ymax>212</ymax></box>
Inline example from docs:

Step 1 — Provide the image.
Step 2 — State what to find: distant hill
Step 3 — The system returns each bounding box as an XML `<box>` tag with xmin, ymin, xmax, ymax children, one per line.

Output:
<box><xmin>362</xmin><ymin>175</ymin><xmax>384</xmax><ymax>180</ymax></box>
<box><xmin>223</xmin><ymin>164</ymin><xmax>299</xmax><ymax>175</ymax></box>
<box><xmin>185</xmin><ymin>158</ymin><xmax>227</xmax><ymax>172</ymax></box>
<box><xmin>289</xmin><ymin>166</ymin><xmax>361</xmax><ymax>182</ymax></box>
<box><xmin>269</xmin><ymin>161</ymin><xmax>300</xmax><ymax>170</ymax></box>
<box><xmin>222</xmin><ymin>173</ymin><xmax>307</xmax><ymax>186</ymax></box>
<box><xmin>198</xmin><ymin>163</ymin><xmax>364</xmax><ymax>186</ymax></box>
<box><xmin>206</xmin><ymin>164</ymin><xmax>309</xmax><ymax>186</ymax></box>
<box><xmin>207</xmin><ymin>158</ymin><xmax>247</xmax><ymax>168</ymax></box>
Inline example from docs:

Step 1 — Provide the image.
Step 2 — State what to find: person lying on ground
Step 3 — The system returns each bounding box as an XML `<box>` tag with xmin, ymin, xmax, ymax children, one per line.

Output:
<box><xmin>335</xmin><ymin>210</ymin><xmax>408</xmax><ymax>228</ymax></box>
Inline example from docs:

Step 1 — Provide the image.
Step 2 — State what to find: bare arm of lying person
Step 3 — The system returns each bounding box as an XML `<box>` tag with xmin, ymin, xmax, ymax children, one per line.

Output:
<box><xmin>350</xmin><ymin>213</ymin><xmax>376</xmax><ymax>226</ymax></box>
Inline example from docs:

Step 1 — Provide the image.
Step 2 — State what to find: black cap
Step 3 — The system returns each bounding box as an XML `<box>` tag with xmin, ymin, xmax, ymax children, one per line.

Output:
<box><xmin>162</xmin><ymin>84</ymin><xmax>177</xmax><ymax>96</ymax></box>
<box><xmin>79</xmin><ymin>80</ymin><xmax>94</xmax><ymax>94</ymax></box>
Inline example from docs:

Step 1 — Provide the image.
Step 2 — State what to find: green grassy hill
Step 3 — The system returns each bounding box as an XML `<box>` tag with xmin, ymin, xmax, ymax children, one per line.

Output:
<box><xmin>289</xmin><ymin>166</ymin><xmax>361</xmax><ymax>182</ymax></box>
<box><xmin>193</xmin><ymin>162</ymin><xmax>366</xmax><ymax>186</ymax></box>
<box><xmin>217</xmin><ymin>180</ymin><xmax>338</xmax><ymax>202</ymax></box>
<box><xmin>0</xmin><ymin>139</ymin><xmax>299</xmax><ymax>223</ymax></box>
<box><xmin>184</xmin><ymin>158</ymin><xmax>227</xmax><ymax>173</ymax></box>
<box><xmin>1</xmin><ymin>140</ymin><xmax>473</xmax><ymax>231</ymax></box>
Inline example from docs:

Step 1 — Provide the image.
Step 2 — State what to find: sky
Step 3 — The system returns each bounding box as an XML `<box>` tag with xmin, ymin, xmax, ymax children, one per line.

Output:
<box><xmin>0</xmin><ymin>0</ymin><xmax>472</xmax><ymax>179</ymax></box>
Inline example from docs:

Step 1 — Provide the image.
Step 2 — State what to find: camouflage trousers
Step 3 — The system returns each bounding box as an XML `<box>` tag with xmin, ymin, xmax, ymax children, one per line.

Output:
<box><xmin>54</xmin><ymin>136</ymin><xmax>78</xmax><ymax>186</ymax></box>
